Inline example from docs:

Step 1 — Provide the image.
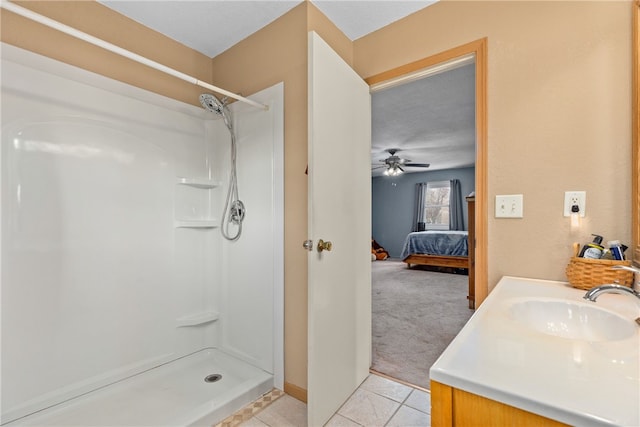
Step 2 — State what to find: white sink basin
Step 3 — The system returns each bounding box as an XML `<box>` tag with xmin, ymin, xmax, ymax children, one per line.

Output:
<box><xmin>508</xmin><ymin>298</ymin><xmax>636</xmax><ymax>341</ymax></box>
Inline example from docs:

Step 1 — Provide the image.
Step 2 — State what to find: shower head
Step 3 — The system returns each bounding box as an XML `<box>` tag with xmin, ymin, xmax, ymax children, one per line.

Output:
<box><xmin>199</xmin><ymin>93</ymin><xmax>226</xmax><ymax>115</ymax></box>
<box><xmin>200</xmin><ymin>93</ymin><xmax>233</xmax><ymax>131</ymax></box>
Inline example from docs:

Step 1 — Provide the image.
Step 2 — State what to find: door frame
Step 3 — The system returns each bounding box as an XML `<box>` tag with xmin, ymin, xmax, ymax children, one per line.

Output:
<box><xmin>632</xmin><ymin>0</ymin><xmax>639</xmax><ymax>265</ymax></box>
<box><xmin>365</xmin><ymin>38</ymin><xmax>488</xmax><ymax>306</ymax></box>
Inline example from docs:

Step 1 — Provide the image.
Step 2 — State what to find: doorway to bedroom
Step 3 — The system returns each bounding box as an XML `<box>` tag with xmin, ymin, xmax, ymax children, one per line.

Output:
<box><xmin>367</xmin><ymin>40</ymin><xmax>487</xmax><ymax>390</ymax></box>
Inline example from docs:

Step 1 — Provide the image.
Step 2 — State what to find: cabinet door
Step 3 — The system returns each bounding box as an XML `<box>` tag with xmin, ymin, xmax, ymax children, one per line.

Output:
<box><xmin>431</xmin><ymin>381</ymin><xmax>569</xmax><ymax>427</ymax></box>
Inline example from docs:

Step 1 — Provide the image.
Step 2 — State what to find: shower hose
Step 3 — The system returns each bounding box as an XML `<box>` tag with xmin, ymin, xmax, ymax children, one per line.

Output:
<box><xmin>220</xmin><ymin>120</ymin><xmax>245</xmax><ymax>241</ymax></box>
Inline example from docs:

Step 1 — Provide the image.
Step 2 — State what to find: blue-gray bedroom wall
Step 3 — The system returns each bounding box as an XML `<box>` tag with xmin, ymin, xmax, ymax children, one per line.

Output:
<box><xmin>371</xmin><ymin>167</ymin><xmax>475</xmax><ymax>258</ymax></box>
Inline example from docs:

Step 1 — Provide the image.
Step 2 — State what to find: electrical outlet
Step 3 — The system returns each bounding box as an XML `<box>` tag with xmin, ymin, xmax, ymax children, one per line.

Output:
<box><xmin>495</xmin><ymin>195</ymin><xmax>523</xmax><ymax>218</ymax></box>
<box><xmin>563</xmin><ymin>191</ymin><xmax>586</xmax><ymax>217</ymax></box>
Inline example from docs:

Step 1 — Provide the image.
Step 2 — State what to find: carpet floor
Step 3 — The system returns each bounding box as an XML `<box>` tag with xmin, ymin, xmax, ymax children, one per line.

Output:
<box><xmin>371</xmin><ymin>259</ymin><xmax>473</xmax><ymax>389</ymax></box>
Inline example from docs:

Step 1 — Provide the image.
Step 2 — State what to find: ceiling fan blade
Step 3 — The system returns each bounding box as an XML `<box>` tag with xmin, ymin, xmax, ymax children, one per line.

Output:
<box><xmin>371</xmin><ymin>165</ymin><xmax>387</xmax><ymax>170</ymax></box>
<box><xmin>377</xmin><ymin>148</ymin><xmax>431</xmax><ymax>170</ymax></box>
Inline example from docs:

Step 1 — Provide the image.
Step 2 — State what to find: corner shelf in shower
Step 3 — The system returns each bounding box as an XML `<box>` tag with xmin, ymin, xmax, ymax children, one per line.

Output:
<box><xmin>174</xmin><ymin>220</ymin><xmax>218</xmax><ymax>229</ymax></box>
<box><xmin>176</xmin><ymin>311</ymin><xmax>219</xmax><ymax>327</ymax></box>
<box><xmin>176</xmin><ymin>177</ymin><xmax>220</xmax><ymax>189</ymax></box>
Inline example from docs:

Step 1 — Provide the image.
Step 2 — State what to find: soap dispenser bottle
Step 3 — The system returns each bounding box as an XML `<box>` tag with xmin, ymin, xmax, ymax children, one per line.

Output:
<box><xmin>579</xmin><ymin>234</ymin><xmax>604</xmax><ymax>259</ymax></box>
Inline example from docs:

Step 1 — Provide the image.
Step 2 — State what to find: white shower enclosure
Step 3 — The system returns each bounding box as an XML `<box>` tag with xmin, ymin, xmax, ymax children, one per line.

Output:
<box><xmin>0</xmin><ymin>44</ymin><xmax>284</xmax><ymax>425</ymax></box>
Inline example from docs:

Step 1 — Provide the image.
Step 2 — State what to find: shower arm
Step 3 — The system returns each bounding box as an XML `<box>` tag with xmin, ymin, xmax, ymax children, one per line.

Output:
<box><xmin>1</xmin><ymin>0</ymin><xmax>269</xmax><ymax>112</ymax></box>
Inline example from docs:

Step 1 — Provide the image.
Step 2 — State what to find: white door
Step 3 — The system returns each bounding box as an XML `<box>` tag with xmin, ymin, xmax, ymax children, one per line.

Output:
<box><xmin>307</xmin><ymin>32</ymin><xmax>372</xmax><ymax>427</ymax></box>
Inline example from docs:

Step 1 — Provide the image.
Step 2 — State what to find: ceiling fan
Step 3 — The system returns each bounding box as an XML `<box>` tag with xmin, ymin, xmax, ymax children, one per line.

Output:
<box><xmin>373</xmin><ymin>148</ymin><xmax>430</xmax><ymax>176</ymax></box>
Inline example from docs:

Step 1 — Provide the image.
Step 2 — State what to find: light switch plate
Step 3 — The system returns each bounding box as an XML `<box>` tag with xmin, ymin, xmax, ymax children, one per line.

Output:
<box><xmin>495</xmin><ymin>194</ymin><xmax>523</xmax><ymax>218</ymax></box>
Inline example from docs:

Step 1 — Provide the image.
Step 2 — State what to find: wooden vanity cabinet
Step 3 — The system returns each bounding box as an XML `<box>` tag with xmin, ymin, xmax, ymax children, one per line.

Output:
<box><xmin>430</xmin><ymin>381</ymin><xmax>569</xmax><ymax>427</ymax></box>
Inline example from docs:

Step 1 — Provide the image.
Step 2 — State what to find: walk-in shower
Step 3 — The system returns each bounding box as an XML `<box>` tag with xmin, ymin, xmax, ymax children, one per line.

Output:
<box><xmin>200</xmin><ymin>93</ymin><xmax>245</xmax><ymax>241</ymax></box>
<box><xmin>1</xmin><ymin>43</ymin><xmax>284</xmax><ymax>426</ymax></box>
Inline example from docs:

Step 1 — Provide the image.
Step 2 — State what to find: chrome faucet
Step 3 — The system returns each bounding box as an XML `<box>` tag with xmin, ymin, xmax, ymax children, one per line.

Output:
<box><xmin>583</xmin><ymin>284</ymin><xmax>640</xmax><ymax>301</ymax></box>
<box><xmin>583</xmin><ymin>265</ymin><xmax>640</xmax><ymax>302</ymax></box>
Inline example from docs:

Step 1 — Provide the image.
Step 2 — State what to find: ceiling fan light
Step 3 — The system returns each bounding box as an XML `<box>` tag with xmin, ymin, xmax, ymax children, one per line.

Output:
<box><xmin>386</xmin><ymin>165</ymin><xmax>403</xmax><ymax>176</ymax></box>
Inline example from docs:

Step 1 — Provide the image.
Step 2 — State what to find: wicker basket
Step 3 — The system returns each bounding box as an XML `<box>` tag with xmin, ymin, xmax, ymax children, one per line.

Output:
<box><xmin>565</xmin><ymin>257</ymin><xmax>633</xmax><ymax>290</ymax></box>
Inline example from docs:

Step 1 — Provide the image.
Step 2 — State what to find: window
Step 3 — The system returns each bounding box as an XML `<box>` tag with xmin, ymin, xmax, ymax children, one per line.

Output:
<box><xmin>424</xmin><ymin>181</ymin><xmax>450</xmax><ymax>230</ymax></box>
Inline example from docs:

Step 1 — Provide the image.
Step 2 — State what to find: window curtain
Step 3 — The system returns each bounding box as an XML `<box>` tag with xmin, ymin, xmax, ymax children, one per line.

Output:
<box><xmin>449</xmin><ymin>179</ymin><xmax>464</xmax><ymax>230</ymax></box>
<box><xmin>413</xmin><ymin>182</ymin><xmax>427</xmax><ymax>232</ymax></box>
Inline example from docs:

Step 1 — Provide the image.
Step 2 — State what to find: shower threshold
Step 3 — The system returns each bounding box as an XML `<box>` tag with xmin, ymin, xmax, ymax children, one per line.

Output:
<box><xmin>6</xmin><ymin>348</ymin><xmax>273</xmax><ymax>427</ymax></box>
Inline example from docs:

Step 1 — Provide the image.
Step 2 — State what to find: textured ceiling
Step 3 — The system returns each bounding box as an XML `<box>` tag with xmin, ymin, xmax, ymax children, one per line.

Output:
<box><xmin>371</xmin><ymin>63</ymin><xmax>476</xmax><ymax>176</ymax></box>
<box><xmin>98</xmin><ymin>0</ymin><xmax>474</xmax><ymax>175</ymax></box>
<box><xmin>99</xmin><ymin>1</ymin><xmax>301</xmax><ymax>58</ymax></box>
<box><xmin>311</xmin><ymin>1</ymin><xmax>437</xmax><ymax>40</ymax></box>
<box><xmin>99</xmin><ymin>1</ymin><xmax>437</xmax><ymax>57</ymax></box>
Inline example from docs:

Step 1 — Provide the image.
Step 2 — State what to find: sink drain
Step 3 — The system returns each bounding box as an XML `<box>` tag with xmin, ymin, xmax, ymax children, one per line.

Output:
<box><xmin>204</xmin><ymin>374</ymin><xmax>222</xmax><ymax>383</ymax></box>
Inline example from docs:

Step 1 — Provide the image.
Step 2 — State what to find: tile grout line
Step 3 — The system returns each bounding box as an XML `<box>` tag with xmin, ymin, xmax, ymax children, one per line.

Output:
<box><xmin>332</xmin><ymin>373</ymin><xmax>408</xmax><ymax>426</ymax></box>
<box><xmin>382</xmin><ymin>386</ymin><xmax>414</xmax><ymax>427</ymax></box>
<box><xmin>404</xmin><ymin>388</ymin><xmax>432</xmax><ymax>416</ymax></box>
<box><xmin>331</xmin><ymin>379</ymin><xmax>367</xmax><ymax>426</ymax></box>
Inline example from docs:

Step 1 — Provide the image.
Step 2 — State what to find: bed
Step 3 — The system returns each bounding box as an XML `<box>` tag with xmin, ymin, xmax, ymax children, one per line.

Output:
<box><xmin>400</xmin><ymin>230</ymin><xmax>469</xmax><ymax>269</ymax></box>
<box><xmin>401</xmin><ymin>196</ymin><xmax>476</xmax><ymax>308</ymax></box>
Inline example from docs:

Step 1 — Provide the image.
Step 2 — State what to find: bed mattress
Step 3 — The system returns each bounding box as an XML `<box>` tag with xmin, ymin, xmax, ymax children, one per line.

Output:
<box><xmin>400</xmin><ymin>230</ymin><xmax>468</xmax><ymax>259</ymax></box>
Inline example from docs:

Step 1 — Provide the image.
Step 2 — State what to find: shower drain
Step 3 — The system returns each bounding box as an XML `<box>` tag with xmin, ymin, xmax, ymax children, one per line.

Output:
<box><xmin>204</xmin><ymin>374</ymin><xmax>222</xmax><ymax>383</ymax></box>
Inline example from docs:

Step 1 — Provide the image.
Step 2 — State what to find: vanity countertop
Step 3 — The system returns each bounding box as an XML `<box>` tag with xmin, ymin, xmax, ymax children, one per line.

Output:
<box><xmin>430</xmin><ymin>276</ymin><xmax>640</xmax><ymax>427</ymax></box>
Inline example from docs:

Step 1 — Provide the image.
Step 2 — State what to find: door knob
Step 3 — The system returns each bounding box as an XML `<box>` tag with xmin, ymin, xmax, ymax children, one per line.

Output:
<box><xmin>302</xmin><ymin>240</ymin><xmax>313</xmax><ymax>251</ymax></box>
<box><xmin>317</xmin><ymin>239</ymin><xmax>332</xmax><ymax>252</ymax></box>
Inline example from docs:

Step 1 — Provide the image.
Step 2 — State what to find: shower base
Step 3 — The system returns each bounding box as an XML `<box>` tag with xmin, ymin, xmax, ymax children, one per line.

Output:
<box><xmin>6</xmin><ymin>348</ymin><xmax>273</xmax><ymax>427</ymax></box>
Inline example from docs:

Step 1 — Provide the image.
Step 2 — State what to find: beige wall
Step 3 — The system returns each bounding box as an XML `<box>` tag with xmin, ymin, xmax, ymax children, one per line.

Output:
<box><xmin>2</xmin><ymin>0</ymin><xmax>633</xmax><ymax>397</ymax></box>
<box><xmin>355</xmin><ymin>0</ymin><xmax>633</xmax><ymax>287</ymax></box>
<box><xmin>1</xmin><ymin>1</ymin><xmax>212</xmax><ymax>106</ymax></box>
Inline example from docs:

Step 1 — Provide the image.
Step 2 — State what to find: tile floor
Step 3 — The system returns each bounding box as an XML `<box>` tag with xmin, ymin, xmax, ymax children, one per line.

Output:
<box><xmin>239</xmin><ymin>374</ymin><xmax>431</xmax><ymax>427</ymax></box>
